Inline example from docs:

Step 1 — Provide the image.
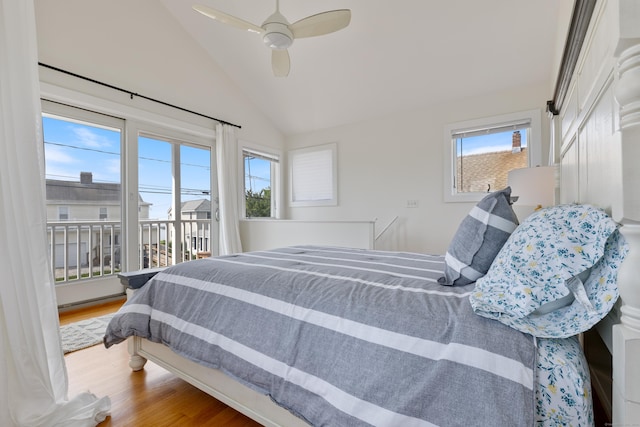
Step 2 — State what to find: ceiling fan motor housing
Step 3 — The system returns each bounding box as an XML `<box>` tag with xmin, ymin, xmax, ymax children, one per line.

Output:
<box><xmin>262</xmin><ymin>13</ymin><xmax>293</xmax><ymax>50</ymax></box>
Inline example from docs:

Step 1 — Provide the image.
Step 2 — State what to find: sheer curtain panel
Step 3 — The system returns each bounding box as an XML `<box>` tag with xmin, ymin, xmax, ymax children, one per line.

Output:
<box><xmin>216</xmin><ymin>123</ymin><xmax>243</xmax><ymax>255</ymax></box>
<box><xmin>0</xmin><ymin>1</ymin><xmax>110</xmax><ymax>425</ymax></box>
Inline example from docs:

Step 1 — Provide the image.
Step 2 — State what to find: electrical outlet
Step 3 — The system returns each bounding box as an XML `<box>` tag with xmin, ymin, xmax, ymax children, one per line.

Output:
<box><xmin>406</xmin><ymin>199</ymin><xmax>419</xmax><ymax>208</ymax></box>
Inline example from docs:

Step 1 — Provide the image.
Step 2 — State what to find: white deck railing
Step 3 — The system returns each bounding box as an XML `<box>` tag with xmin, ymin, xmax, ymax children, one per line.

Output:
<box><xmin>47</xmin><ymin>219</ymin><xmax>212</xmax><ymax>283</ymax></box>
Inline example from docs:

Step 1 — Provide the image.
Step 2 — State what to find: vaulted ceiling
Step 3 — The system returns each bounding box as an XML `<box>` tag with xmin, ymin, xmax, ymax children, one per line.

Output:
<box><xmin>160</xmin><ymin>0</ymin><xmax>573</xmax><ymax>136</ymax></box>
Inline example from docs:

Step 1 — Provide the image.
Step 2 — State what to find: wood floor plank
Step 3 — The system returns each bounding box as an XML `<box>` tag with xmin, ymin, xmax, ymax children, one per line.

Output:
<box><xmin>61</xmin><ymin>301</ymin><xmax>263</xmax><ymax>427</ymax></box>
<box><xmin>59</xmin><ymin>298</ymin><xmax>126</xmax><ymax>325</ymax></box>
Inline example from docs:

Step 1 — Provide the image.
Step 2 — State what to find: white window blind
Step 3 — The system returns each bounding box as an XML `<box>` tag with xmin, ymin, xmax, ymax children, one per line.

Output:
<box><xmin>242</xmin><ymin>148</ymin><xmax>279</xmax><ymax>163</ymax></box>
<box><xmin>289</xmin><ymin>143</ymin><xmax>337</xmax><ymax>206</ymax></box>
<box><xmin>450</xmin><ymin>119</ymin><xmax>531</xmax><ymax>139</ymax></box>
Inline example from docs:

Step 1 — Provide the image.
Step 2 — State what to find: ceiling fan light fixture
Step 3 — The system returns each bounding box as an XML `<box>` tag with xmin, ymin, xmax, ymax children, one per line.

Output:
<box><xmin>262</xmin><ymin>20</ymin><xmax>293</xmax><ymax>50</ymax></box>
<box><xmin>263</xmin><ymin>31</ymin><xmax>293</xmax><ymax>49</ymax></box>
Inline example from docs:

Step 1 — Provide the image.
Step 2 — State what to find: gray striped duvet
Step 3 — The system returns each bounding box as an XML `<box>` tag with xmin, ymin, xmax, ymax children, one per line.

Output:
<box><xmin>104</xmin><ymin>246</ymin><xmax>536</xmax><ymax>426</ymax></box>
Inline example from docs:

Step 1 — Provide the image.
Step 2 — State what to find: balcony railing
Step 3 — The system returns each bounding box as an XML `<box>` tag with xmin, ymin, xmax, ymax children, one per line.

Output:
<box><xmin>47</xmin><ymin>219</ymin><xmax>212</xmax><ymax>283</ymax></box>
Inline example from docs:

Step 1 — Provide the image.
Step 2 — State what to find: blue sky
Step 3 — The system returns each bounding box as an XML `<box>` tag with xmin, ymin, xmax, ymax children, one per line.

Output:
<box><xmin>244</xmin><ymin>156</ymin><xmax>271</xmax><ymax>194</ymax></box>
<box><xmin>457</xmin><ymin>130</ymin><xmax>527</xmax><ymax>156</ymax></box>
<box><xmin>43</xmin><ymin>116</ymin><xmax>211</xmax><ymax>219</ymax></box>
<box><xmin>43</xmin><ymin>116</ymin><xmax>121</xmax><ymax>184</ymax></box>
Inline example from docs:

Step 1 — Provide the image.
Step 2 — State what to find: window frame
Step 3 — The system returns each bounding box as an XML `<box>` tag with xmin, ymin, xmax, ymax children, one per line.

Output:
<box><xmin>443</xmin><ymin>109</ymin><xmax>542</xmax><ymax>203</ymax></box>
<box><xmin>288</xmin><ymin>143</ymin><xmax>338</xmax><ymax>208</ymax></box>
<box><xmin>239</xmin><ymin>142</ymin><xmax>282</xmax><ymax>219</ymax></box>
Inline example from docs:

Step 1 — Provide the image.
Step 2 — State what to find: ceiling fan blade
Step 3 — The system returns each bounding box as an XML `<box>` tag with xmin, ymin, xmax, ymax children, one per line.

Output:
<box><xmin>272</xmin><ymin>49</ymin><xmax>290</xmax><ymax>77</ymax></box>
<box><xmin>290</xmin><ymin>9</ymin><xmax>351</xmax><ymax>39</ymax></box>
<box><xmin>193</xmin><ymin>5</ymin><xmax>263</xmax><ymax>34</ymax></box>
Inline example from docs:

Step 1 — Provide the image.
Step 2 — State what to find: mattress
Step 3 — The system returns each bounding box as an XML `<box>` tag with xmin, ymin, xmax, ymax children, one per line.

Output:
<box><xmin>105</xmin><ymin>246</ymin><xmax>592</xmax><ymax>426</ymax></box>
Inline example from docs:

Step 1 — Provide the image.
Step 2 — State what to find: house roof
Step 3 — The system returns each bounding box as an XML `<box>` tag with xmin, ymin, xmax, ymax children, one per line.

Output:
<box><xmin>456</xmin><ymin>148</ymin><xmax>527</xmax><ymax>193</ymax></box>
<box><xmin>46</xmin><ymin>173</ymin><xmax>150</xmax><ymax>205</ymax></box>
<box><xmin>180</xmin><ymin>198</ymin><xmax>211</xmax><ymax>213</ymax></box>
<box><xmin>46</xmin><ymin>179</ymin><xmax>120</xmax><ymax>203</ymax></box>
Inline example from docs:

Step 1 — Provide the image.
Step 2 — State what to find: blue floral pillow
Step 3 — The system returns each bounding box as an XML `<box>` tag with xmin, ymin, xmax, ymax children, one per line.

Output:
<box><xmin>470</xmin><ymin>204</ymin><xmax>629</xmax><ymax>338</ymax></box>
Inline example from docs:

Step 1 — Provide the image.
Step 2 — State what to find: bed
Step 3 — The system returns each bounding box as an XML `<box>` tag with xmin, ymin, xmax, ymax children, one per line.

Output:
<box><xmin>107</xmin><ymin>242</ymin><xmax>602</xmax><ymax>426</ymax></box>
<box><xmin>105</xmin><ymin>1</ymin><xmax>640</xmax><ymax>425</ymax></box>
<box><xmin>104</xmin><ymin>199</ymin><xmax>627</xmax><ymax>425</ymax></box>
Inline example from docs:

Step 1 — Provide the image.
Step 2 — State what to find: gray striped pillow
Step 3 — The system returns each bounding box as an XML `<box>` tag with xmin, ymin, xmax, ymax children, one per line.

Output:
<box><xmin>439</xmin><ymin>187</ymin><xmax>518</xmax><ymax>286</ymax></box>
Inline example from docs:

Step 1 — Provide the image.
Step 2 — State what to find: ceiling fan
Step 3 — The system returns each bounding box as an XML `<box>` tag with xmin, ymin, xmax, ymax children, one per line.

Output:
<box><xmin>193</xmin><ymin>1</ymin><xmax>351</xmax><ymax>77</ymax></box>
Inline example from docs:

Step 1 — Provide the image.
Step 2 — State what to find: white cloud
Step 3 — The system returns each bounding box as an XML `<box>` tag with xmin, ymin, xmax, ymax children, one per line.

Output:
<box><xmin>45</xmin><ymin>144</ymin><xmax>76</xmax><ymax>164</ymax></box>
<box><xmin>72</xmin><ymin>126</ymin><xmax>112</xmax><ymax>148</ymax></box>
<box><xmin>463</xmin><ymin>144</ymin><xmax>512</xmax><ymax>156</ymax></box>
<box><xmin>44</xmin><ymin>164</ymin><xmax>82</xmax><ymax>181</ymax></box>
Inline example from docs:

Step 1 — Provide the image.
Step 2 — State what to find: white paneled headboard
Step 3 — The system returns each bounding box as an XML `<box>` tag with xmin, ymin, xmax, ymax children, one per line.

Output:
<box><xmin>551</xmin><ymin>0</ymin><xmax>640</xmax><ymax>424</ymax></box>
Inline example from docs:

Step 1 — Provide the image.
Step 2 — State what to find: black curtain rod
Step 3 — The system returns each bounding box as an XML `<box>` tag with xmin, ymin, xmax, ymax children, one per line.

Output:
<box><xmin>546</xmin><ymin>0</ymin><xmax>596</xmax><ymax>116</ymax></box>
<box><xmin>38</xmin><ymin>62</ymin><xmax>241</xmax><ymax>129</ymax></box>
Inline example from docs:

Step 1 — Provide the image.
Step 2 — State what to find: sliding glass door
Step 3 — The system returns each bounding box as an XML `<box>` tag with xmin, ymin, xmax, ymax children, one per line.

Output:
<box><xmin>137</xmin><ymin>133</ymin><xmax>215</xmax><ymax>270</ymax></box>
<box><xmin>42</xmin><ymin>100</ymin><xmax>125</xmax><ymax>305</ymax></box>
<box><xmin>42</xmin><ymin>101</ymin><xmax>218</xmax><ymax>306</ymax></box>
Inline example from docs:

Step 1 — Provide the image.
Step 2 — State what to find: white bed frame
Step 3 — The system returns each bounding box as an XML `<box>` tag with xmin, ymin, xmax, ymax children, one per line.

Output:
<box><xmin>124</xmin><ymin>1</ymin><xmax>640</xmax><ymax>425</ymax></box>
<box><xmin>550</xmin><ymin>0</ymin><xmax>640</xmax><ymax>424</ymax></box>
<box><xmin>126</xmin><ymin>334</ymin><xmax>307</xmax><ymax>427</ymax></box>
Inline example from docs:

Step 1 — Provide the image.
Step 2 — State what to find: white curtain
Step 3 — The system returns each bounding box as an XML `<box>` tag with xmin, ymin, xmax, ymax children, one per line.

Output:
<box><xmin>0</xmin><ymin>1</ymin><xmax>110</xmax><ymax>425</ymax></box>
<box><xmin>216</xmin><ymin>123</ymin><xmax>243</xmax><ymax>255</ymax></box>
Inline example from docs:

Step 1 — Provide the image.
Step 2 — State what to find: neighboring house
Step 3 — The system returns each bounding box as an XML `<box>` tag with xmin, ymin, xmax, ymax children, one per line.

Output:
<box><xmin>456</xmin><ymin>133</ymin><xmax>528</xmax><ymax>193</ymax></box>
<box><xmin>168</xmin><ymin>198</ymin><xmax>212</xmax><ymax>257</ymax></box>
<box><xmin>456</xmin><ymin>149</ymin><xmax>527</xmax><ymax>193</ymax></box>
<box><xmin>46</xmin><ymin>172</ymin><xmax>151</xmax><ymax>269</ymax></box>
<box><xmin>457</xmin><ymin>148</ymin><xmax>527</xmax><ymax>192</ymax></box>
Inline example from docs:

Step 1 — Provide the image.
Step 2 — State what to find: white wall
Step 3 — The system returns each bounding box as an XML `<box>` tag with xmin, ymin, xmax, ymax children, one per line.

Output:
<box><xmin>285</xmin><ymin>83</ymin><xmax>552</xmax><ymax>254</ymax></box>
<box><xmin>239</xmin><ymin>219</ymin><xmax>375</xmax><ymax>252</ymax></box>
<box><xmin>33</xmin><ymin>0</ymin><xmax>283</xmax><ymax>150</ymax></box>
<box><xmin>33</xmin><ymin>0</ymin><xmax>561</xmax><ymax>256</ymax></box>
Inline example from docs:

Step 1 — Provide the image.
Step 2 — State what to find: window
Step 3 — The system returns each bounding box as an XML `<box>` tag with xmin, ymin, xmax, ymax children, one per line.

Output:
<box><xmin>242</xmin><ymin>146</ymin><xmax>280</xmax><ymax>218</ymax></box>
<box><xmin>444</xmin><ymin>110</ymin><xmax>541</xmax><ymax>202</ymax></box>
<box><xmin>289</xmin><ymin>143</ymin><xmax>337</xmax><ymax>207</ymax></box>
<box><xmin>99</xmin><ymin>207</ymin><xmax>108</xmax><ymax>220</ymax></box>
<box><xmin>58</xmin><ymin>206</ymin><xmax>69</xmax><ymax>220</ymax></box>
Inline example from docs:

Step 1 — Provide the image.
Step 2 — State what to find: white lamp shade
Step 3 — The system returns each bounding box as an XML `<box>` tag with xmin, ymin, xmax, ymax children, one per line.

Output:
<box><xmin>507</xmin><ymin>166</ymin><xmax>556</xmax><ymax>207</ymax></box>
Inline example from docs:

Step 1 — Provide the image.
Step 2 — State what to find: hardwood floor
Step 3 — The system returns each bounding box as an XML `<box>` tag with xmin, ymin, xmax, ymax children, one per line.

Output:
<box><xmin>60</xmin><ymin>299</ymin><xmax>262</xmax><ymax>427</ymax></box>
<box><xmin>59</xmin><ymin>298</ymin><xmax>126</xmax><ymax>326</ymax></box>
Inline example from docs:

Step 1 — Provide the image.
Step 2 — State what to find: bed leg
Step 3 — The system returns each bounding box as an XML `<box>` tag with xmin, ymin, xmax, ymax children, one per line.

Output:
<box><xmin>127</xmin><ymin>336</ymin><xmax>148</xmax><ymax>371</ymax></box>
